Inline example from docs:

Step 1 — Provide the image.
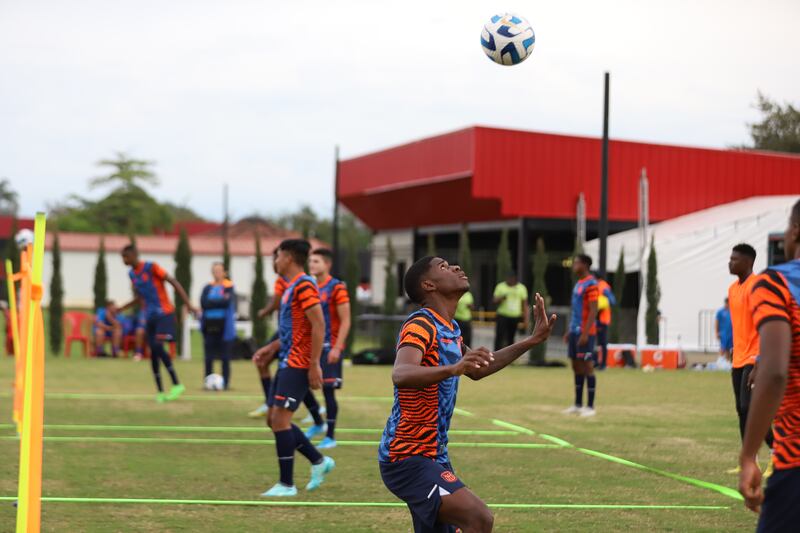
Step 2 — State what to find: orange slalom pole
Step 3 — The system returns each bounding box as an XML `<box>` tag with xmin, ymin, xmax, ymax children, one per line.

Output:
<box><xmin>14</xmin><ymin>250</ymin><xmax>31</xmax><ymax>435</ymax></box>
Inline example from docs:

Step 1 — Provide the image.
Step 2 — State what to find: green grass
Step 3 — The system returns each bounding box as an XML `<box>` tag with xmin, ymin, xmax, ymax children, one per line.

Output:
<box><xmin>0</xmin><ymin>356</ymin><xmax>763</xmax><ymax>532</ymax></box>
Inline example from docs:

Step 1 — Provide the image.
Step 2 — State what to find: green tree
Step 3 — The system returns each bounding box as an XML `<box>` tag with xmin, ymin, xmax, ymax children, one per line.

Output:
<box><xmin>250</xmin><ymin>236</ymin><xmax>268</xmax><ymax>345</ymax></box>
<box><xmin>645</xmin><ymin>237</ymin><xmax>661</xmax><ymax>345</ymax></box>
<box><xmin>93</xmin><ymin>238</ymin><xmax>107</xmax><ymax>311</ymax></box>
<box><xmin>748</xmin><ymin>92</ymin><xmax>800</xmax><ymax>153</ymax></box>
<box><xmin>496</xmin><ymin>228</ymin><xmax>512</xmax><ymax>284</ymax></box>
<box><xmin>91</xmin><ymin>152</ymin><xmax>159</xmax><ymax>190</ymax></box>
<box><xmin>426</xmin><ymin>233</ymin><xmax>436</xmax><ymax>256</ymax></box>
<box><xmin>381</xmin><ymin>238</ymin><xmax>398</xmax><ymax>348</ymax></box>
<box><xmin>528</xmin><ymin>237</ymin><xmax>549</xmax><ymax>366</ymax></box>
<box><xmin>49</xmin><ymin>232</ymin><xmax>64</xmax><ymax>355</ymax></box>
<box><xmin>2</xmin><ymin>217</ymin><xmax>20</xmax><ymax>275</ymax></box>
<box><xmin>223</xmin><ymin>230</ymin><xmax>231</xmax><ymax>276</ymax></box>
<box><xmin>458</xmin><ymin>225</ymin><xmax>472</xmax><ymax>276</ymax></box>
<box><xmin>609</xmin><ymin>248</ymin><xmax>626</xmax><ymax>343</ymax></box>
<box><xmin>0</xmin><ymin>178</ymin><xmax>19</xmax><ymax>215</ymax></box>
<box><xmin>342</xmin><ymin>218</ymin><xmax>361</xmax><ymax>353</ymax></box>
<box><xmin>174</xmin><ymin>228</ymin><xmax>192</xmax><ymax>353</ymax></box>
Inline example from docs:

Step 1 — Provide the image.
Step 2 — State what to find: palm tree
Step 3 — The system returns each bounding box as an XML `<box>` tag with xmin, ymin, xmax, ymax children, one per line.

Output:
<box><xmin>0</xmin><ymin>178</ymin><xmax>19</xmax><ymax>215</ymax></box>
<box><xmin>91</xmin><ymin>152</ymin><xmax>159</xmax><ymax>191</ymax></box>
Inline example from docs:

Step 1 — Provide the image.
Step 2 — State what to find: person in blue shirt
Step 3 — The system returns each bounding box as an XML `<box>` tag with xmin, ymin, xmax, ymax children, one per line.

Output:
<box><xmin>94</xmin><ymin>300</ymin><xmax>122</xmax><ymax>357</ymax></box>
<box><xmin>200</xmin><ymin>262</ymin><xmax>237</xmax><ymax>390</ymax></box>
<box><xmin>715</xmin><ymin>298</ymin><xmax>733</xmax><ymax>360</ymax></box>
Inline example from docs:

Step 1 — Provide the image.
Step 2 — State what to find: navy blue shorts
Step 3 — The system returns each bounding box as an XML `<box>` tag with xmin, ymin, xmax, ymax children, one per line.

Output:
<box><xmin>380</xmin><ymin>456</ymin><xmax>466</xmax><ymax>533</ymax></box>
<box><xmin>757</xmin><ymin>467</ymin><xmax>800</xmax><ymax>533</ymax></box>
<box><xmin>268</xmin><ymin>367</ymin><xmax>309</xmax><ymax>411</ymax></box>
<box><xmin>146</xmin><ymin>313</ymin><xmax>176</xmax><ymax>344</ymax></box>
<box><xmin>321</xmin><ymin>348</ymin><xmax>343</xmax><ymax>389</ymax></box>
<box><xmin>568</xmin><ymin>332</ymin><xmax>596</xmax><ymax>360</ymax></box>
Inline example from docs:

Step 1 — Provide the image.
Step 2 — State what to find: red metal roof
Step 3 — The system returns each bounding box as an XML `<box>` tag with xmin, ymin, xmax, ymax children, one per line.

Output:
<box><xmin>338</xmin><ymin>126</ymin><xmax>800</xmax><ymax>230</ymax></box>
<box><xmin>0</xmin><ymin>216</ymin><xmax>35</xmax><ymax>239</ymax></box>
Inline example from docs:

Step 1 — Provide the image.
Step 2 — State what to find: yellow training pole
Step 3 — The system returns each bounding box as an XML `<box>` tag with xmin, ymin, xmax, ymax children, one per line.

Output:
<box><xmin>16</xmin><ymin>213</ymin><xmax>46</xmax><ymax>533</ymax></box>
<box><xmin>6</xmin><ymin>259</ymin><xmax>22</xmax><ymax>430</ymax></box>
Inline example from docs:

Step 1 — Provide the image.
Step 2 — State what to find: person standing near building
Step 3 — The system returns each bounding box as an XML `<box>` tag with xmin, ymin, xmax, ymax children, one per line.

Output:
<box><xmin>564</xmin><ymin>254</ymin><xmax>599</xmax><ymax>417</ymax></box>
<box><xmin>727</xmin><ymin>243</ymin><xmax>773</xmax><ymax>474</ymax></box>
<box><xmin>594</xmin><ymin>275</ymin><xmax>616</xmax><ymax>370</ymax></box>
<box><xmin>94</xmin><ymin>300</ymin><xmax>122</xmax><ymax>357</ymax></box>
<box><xmin>716</xmin><ymin>298</ymin><xmax>733</xmax><ymax>360</ymax></box>
<box><xmin>455</xmin><ymin>290</ymin><xmax>475</xmax><ymax>348</ymax></box>
<box><xmin>493</xmin><ymin>272</ymin><xmax>529</xmax><ymax>351</ymax></box>
<box><xmin>200</xmin><ymin>262</ymin><xmax>237</xmax><ymax>390</ymax></box>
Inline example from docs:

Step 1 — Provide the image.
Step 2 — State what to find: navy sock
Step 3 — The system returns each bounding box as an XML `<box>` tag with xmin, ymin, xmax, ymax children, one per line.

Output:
<box><xmin>324</xmin><ymin>387</ymin><xmax>338</xmax><ymax>439</ymax></box>
<box><xmin>587</xmin><ymin>375</ymin><xmax>596</xmax><ymax>408</ymax></box>
<box><xmin>274</xmin><ymin>429</ymin><xmax>295</xmax><ymax>486</ymax></box>
<box><xmin>151</xmin><ymin>355</ymin><xmax>163</xmax><ymax>392</ymax></box>
<box><xmin>304</xmin><ymin>393</ymin><xmax>324</xmax><ymax>426</ymax></box>
<box><xmin>154</xmin><ymin>343</ymin><xmax>179</xmax><ymax>385</ymax></box>
<box><xmin>291</xmin><ymin>424</ymin><xmax>323</xmax><ymax>465</ymax></box>
<box><xmin>574</xmin><ymin>374</ymin><xmax>585</xmax><ymax>406</ymax></box>
<box><xmin>260</xmin><ymin>377</ymin><xmax>272</xmax><ymax>404</ymax></box>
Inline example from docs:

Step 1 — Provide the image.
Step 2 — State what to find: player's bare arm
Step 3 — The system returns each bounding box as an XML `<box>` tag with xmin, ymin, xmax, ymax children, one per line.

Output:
<box><xmin>166</xmin><ymin>275</ymin><xmax>198</xmax><ymax>316</ymax></box>
<box><xmin>329</xmin><ymin>301</ymin><xmax>351</xmax><ymax>364</ymax></box>
<box><xmin>579</xmin><ymin>299</ymin><xmax>598</xmax><ymax>344</ymax></box>
<box><xmin>739</xmin><ymin>320</ymin><xmax>792</xmax><ymax>513</ymax></box>
<box><xmin>305</xmin><ymin>303</ymin><xmax>325</xmax><ymax>390</ymax></box>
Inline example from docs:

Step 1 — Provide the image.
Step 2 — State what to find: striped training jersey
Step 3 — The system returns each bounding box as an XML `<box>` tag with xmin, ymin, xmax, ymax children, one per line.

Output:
<box><xmin>750</xmin><ymin>259</ymin><xmax>800</xmax><ymax>470</ymax></box>
<box><xmin>129</xmin><ymin>262</ymin><xmax>174</xmax><ymax>319</ymax></box>
<box><xmin>274</xmin><ymin>276</ymin><xmax>288</xmax><ymax>303</ymax></box>
<box><xmin>317</xmin><ymin>275</ymin><xmax>350</xmax><ymax>349</ymax></box>
<box><xmin>277</xmin><ymin>273</ymin><xmax>321</xmax><ymax>370</ymax></box>
<box><xmin>379</xmin><ymin>308</ymin><xmax>463</xmax><ymax>464</ymax></box>
<box><xmin>570</xmin><ymin>275</ymin><xmax>599</xmax><ymax>335</ymax></box>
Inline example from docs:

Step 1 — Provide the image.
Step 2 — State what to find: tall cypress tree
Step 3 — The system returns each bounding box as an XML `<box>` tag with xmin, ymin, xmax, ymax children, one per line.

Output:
<box><xmin>458</xmin><ymin>225</ymin><xmax>472</xmax><ymax>276</ymax></box>
<box><xmin>93</xmin><ymin>238</ymin><xmax>107</xmax><ymax>311</ymax></box>
<box><xmin>250</xmin><ymin>235</ymin><xmax>268</xmax><ymax>345</ymax></box>
<box><xmin>645</xmin><ymin>237</ymin><xmax>661</xmax><ymax>345</ymax></box>
<box><xmin>49</xmin><ymin>232</ymin><xmax>64</xmax><ymax>355</ymax></box>
<box><xmin>496</xmin><ymin>228</ymin><xmax>512</xmax><ymax>284</ymax></box>
<box><xmin>223</xmin><ymin>231</ymin><xmax>231</xmax><ymax>277</ymax></box>
<box><xmin>426</xmin><ymin>233</ymin><xmax>436</xmax><ymax>257</ymax></box>
<box><xmin>343</xmin><ymin>234</ymin><xmax>360</xmax><ymax>353</ymax></box>
<box><xmin>381</xmin><ymin>237</ymin><xmax>398</xmax><ymax>348</ymax></box>
<box><xmin>174</xmin><ymin>228</ymin><xmax>192</xmax><ymax>353</ymax></box>
<box><xmin>528</xmin><ymin>237</ymin><xmax>549</xmax><ymax>366</ymax></box>
<box><xmin>3</xmin><ymin>217</ymin><xmax>20</xmax><ymax>274</ymax></box>
<box><xmin>609</xmin><ymin>248</ymin><xmax>626</xmax><ymax>343</ymax></box>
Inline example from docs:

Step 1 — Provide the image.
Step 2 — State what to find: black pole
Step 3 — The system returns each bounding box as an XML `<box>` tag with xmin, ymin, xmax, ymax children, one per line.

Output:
<box><xmin>331</xmin><ymin>145</ymin><xmax>341</xmax><ymax>277</ymax></box>
<box><xmin>599</xmin><ymin>72</ymin><xmax>610</xmax><ymax>278</ymax></box>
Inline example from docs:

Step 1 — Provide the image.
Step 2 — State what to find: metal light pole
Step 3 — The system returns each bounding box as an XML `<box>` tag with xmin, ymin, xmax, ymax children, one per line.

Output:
<box><xmin>599</xmin><ymin>72</ymin><xmax>610</xmax><ymax>277</ymax></box>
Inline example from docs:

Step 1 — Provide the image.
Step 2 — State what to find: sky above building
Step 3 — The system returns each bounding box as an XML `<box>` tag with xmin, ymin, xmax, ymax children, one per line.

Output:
<box><xmin>2</xmin><ymin>0</ymin><xmax>798</xmax><ymax>221</ymax></box>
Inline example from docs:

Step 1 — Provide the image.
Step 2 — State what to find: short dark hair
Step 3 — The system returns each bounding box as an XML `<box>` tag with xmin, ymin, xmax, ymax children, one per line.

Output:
<box><xmin>122</xmin><ymin>244</ymin><xmax>137</xmax><ymax>255</ymax></box>
<box><xmin>312</xmin><ymin>248</ymin><xmax>334</xmax><ymax>262</ymax></box>
<box><xmin>507</xmin><ymin>270</ymin><xmax>518</xmax><ymax>279</ymax></box>
<box><xmin>404</xmin><ymin>256</ymin><xmax>435</xmax><ymax>305</ymax></box>
<box><xmin>575</xmin><ymin>254</ymin><xmax>593</xmax><ymax>267</ymax></box>
<box><xmin>278</xmin><ymin>239</ymin><xmax>311</xmax><ymax>265</ymax></box>
<box><xmin>732</xmin><ymin>243</ymin><xmax>756</xmax><ymax>260</ymax></box>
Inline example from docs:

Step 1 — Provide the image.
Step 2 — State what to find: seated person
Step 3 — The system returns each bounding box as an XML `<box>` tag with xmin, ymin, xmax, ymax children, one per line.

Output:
<box><xmin>94</xmin><ymin>300</ymin><xmax>123</xmax><ymax>357</ymax></box>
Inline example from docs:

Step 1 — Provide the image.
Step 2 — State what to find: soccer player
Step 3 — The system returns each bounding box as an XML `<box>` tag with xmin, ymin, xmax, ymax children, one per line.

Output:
<box><xmin>716</xmin><ymin>298</ymin><xmax>733</xmax><ymax>361</ymax></box>
<box><xmin>563</xmin><ymin>254</ymin><xmax>599</xmax><ymax>417</ymax></box>
<box><xmin>303</xmin><ymin>248</ymin><xmax>351</xmax><ymax>448</ymax></box>
<box><xmin>120</xmin><ymin>245</ymin><xmax>197</xmax><ymax>403</ymax></box>
<box><xmin>492</xmin><ymin>271</ymin><xmax>529</xmax><ymax>350</ymax></box>
<box><xmin>728</xmin><ymin>244</ymin><xmax>774</xmax><ymax>472</ymax></box>
<box><xmin>739</xmin><ymin>199</ymin><xmax>800</xmax><ymax>530</ymax></box>
<box><xmin>379</xmin><ymin>256</ymin><xmax>556</xmax><ymax>532</ymax></box>
<box><xmin>258</xmin><ymin>239</ymin><xmax>335</xmax><ymax>497</ymax></box>
<box><xmin>94</xmin><ymin>300</ymin><xmax>122</xmax><ymax>357</ymax></box>
<box><xmin>200</xmin><ymin>262</ymin><xmax>237</xmax><ymax>389</ymax></box>
<box><xmin>594</xmin><ymin>275</ymin><xmax>616</xmax><ymax>370</ymax></box>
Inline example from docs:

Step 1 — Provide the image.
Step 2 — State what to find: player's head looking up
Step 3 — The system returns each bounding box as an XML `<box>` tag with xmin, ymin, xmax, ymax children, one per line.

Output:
<box><xmin>728</xmin><ymin>243</ymin><xmax>756</xmax><ymax>277</ymax></box>
<box><xmin>275</xmin><ymin>239</ymin><xmax>311</xmax><ymax>277</ymax></box>
<box><xmin>121</xmin><ymin>244</ymin><xmax>139</xmax><ymax>267</ymax></box>
<box><xmin>404</xmin><ymin>256</ymin><xmax>469</xmax><ymax>307</ymax></box>
<box><xmin>309</xmin><ymin>248</ymin><xmax>334</xmax><ymax>277</ymax></box>
<box><xmin>572</xmin><ymin>254</ymin><xmax>592</xmax><ymax>276</ymax></box>
<box><xmin>785</xmin><ymin>199</ymin><xmax>800</xmax><ymax>260</ymax></box>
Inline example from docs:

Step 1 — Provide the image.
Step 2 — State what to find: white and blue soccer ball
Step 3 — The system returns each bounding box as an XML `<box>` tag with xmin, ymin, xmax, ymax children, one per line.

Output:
<box><xmin>14</xmin><ymin>229</ymin><xmax>34</xmax><ymax>249</ymax></box>
<box><xmin>480</xmin><ymin>13</ymin><xmax>535</xmax><ymax>66</ymax></box>
<box><xmin>204</xmin><ymin>373</ymin><xmax>225</xmax><ymax>391</ymax></box>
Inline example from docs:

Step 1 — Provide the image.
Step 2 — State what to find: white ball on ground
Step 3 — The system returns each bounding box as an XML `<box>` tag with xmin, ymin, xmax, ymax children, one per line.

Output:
<box><xmin>204</xmin><ymin>373</ymin><xmax>225</xmax><ymax>391</ymax></box>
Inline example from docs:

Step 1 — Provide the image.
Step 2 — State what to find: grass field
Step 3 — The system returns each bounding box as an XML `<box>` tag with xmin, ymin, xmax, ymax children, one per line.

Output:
<box><xmin>0</xmin><ymin>355</ymin><xmax>764</xmax><ymax>532</ymax></box>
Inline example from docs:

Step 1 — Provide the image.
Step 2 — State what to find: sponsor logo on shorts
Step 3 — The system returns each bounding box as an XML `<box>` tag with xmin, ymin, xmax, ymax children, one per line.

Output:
<box><xmin>441</xmin><ymin>471</ymin><xmax>457</xmax><ymax>483</ymax></box>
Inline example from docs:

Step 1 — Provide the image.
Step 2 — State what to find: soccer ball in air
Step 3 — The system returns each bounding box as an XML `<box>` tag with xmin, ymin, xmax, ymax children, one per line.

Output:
<box><xmin>204</xmin><ymin>373</ymin><xmax>225</xmax><ymax>391</ymax></box>
<box><xmin>15</xmin><ymin>229</ymin><xmax>34</xmax><ymax>249</ymax></box>
<box><xmin>480</xmin><ymin>13</ymin><xmax>535</xmax><ymax>66</ymax></box>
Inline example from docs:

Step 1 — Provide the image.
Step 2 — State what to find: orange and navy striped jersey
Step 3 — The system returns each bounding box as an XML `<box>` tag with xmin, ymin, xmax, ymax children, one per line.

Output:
<box><xmin>379</xmin><ymin>308</ymin><xmax>463</xmax><ymax>465</ymax></box>
<box><xmin>570</xmin><ymin>275</ymin><xmax>599</xmax><ymax>335</ymax></box>
<box><xmin>317</xmin><ymin>276</ymin><xmax>350</xmax><ymax>348</ymax></box>
<box><xmin>751</xmin><ymin>260</ymin><xmax>800</xmax><ymax>470</ymax></box>
<box><xmin>277</xmin><ymin>273</ymin><xmax>321</xmax><ymax>370</ymax></box>
<box><xmin>129</xmin><ymin>262</ymin><xmax>174</xmax><ymax>318</ymax></box>
<box><xmin>729</xmin><ymin>274</ymin><xmax>760</xmax><ymax>368</ymax></box>
<box><xmin>274</xmin><ymin>276</ymin><xmax>288</xmax><ymax>302</ymax></box>
<box><xmin>597</xmin><ymin>279</ymin><xmax>616</xmax><ymax>326</ymax></box>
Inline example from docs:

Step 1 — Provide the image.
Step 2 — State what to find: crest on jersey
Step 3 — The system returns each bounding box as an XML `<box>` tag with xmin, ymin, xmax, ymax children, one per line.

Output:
<box><xmin>441</xmin><ymin>471</ymin><xmax>458</xmax><ymax>483</ymax></box>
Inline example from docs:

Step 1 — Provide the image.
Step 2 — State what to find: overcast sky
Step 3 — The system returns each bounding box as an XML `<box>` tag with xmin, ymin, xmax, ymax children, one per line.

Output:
<box><xmin>2</xmin><ymin>0</ymin><xmax>798</xmax><ymax>222</ymax></box>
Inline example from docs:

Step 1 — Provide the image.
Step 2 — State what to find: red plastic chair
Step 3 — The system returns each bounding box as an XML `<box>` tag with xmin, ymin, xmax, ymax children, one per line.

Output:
<box><xmin>63</xmin><ymin>311</ymin><xmax>92</xmax><ymax>358</ymax></box>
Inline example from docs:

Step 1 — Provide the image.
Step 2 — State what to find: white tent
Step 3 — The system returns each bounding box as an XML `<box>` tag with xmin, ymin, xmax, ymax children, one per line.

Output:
<box><xmin>584</xmin><ymin>195</ymin><xmax>798</xmax><ymax>351</ymax></box>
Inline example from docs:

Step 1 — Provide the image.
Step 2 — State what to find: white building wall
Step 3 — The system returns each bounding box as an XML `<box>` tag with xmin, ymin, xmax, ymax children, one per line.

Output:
<box><xmin>370</xmin><ymin>230</ymin><xmax>414</xmax><ymax>307</ymax></box>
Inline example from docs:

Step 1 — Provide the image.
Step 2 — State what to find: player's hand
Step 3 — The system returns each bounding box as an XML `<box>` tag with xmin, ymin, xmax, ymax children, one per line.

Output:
<box><xmin>455</xmin><ymin>347</ymin><xmax>494</xmax><ymax>375</ymax></box>
<box><xmin>189</xmin><ymin>306</ymin><xmax>200</xmax><ymax>319</ymax></box>
<box><xmin>747</xmin><ymin>364</ymin><xmax>758</xmax><ymax>390</ymax></box>
<box><xmin>257</xmin><ymin>307</ymin><xmax>269</xmax><ymax>319</ymax></box>
<box><xmin>529</xmin><ymin>293</ymin><xmax>557</xmax><ymax>344</ymax></box>
<box><xmin>308</xmin><ymin>364</ymin><xmax>323</xmax><ymax>390</ymax></box>
<box><xmin>738</xmin><ymin>456</ymin><xmax>763</xmax><ymax>513</ymax></box>
<box><xmin>578</xmin><ymin>332</ymin><xmax>589</xmax><ymax>346</ymax></box>
<box><xmin>328</xmin><ymin>347</ymin><xmax>342</xmax><ymax>364</ymax></box>
<box><xmin>252</xmin><ymin>344</ymin><xmax>277</xmax><ymax>367</ymax></box>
